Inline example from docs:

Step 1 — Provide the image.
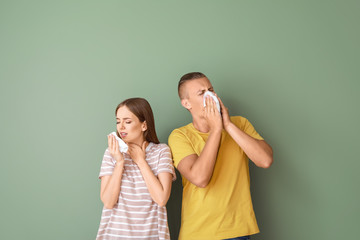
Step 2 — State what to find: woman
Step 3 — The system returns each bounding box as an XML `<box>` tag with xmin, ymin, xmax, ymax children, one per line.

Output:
<box><xmin>96</xmin><ymin>98</ymin><xmax>176</xmax><ymax>240</ymax></box>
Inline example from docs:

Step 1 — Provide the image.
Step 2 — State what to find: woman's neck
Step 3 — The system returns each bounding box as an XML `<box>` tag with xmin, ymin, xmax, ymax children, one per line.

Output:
<box><xmin>127</xmin><ymin>137</ymin><xmax>148</xmax><ymax>148</ymax></box>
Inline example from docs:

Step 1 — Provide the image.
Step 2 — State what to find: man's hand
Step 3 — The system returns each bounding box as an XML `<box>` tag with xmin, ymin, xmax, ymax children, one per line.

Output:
<box><xmin>217</xmin><ymin>96</ymin><xmax>231</xmax><ymax>129</ymax></box>
<box><xmin>204</xmin><ymin>95</ymin><xmax>223</xmax><ymax>132</ymax></box>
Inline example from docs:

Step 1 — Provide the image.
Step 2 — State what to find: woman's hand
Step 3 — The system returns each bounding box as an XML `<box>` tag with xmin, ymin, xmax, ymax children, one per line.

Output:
<box><xmin>107</xmin><ymin>134</ymin><xmax>124</xmax><ymax>163</ymax></box>
<box><xmin>127</xmin><ymin>141</ymin><xmax>147</xmax><ymax>165</ymax></box>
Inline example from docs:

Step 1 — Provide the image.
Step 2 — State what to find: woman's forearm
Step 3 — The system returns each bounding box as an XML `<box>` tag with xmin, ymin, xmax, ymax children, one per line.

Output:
<box><xmin>100</xmin><ymin>162</ymin><xmax>124</xmax><ymax>209</ymax></box>
<box><xmin>137</xmin><ymin>161</ymin><xmax>172</xmax><ymax>207</ymax></box>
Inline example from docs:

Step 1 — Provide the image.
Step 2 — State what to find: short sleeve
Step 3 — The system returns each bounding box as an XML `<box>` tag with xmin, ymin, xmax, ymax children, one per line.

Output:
<box><xmin>168</xmin><ymin>129</ymin><xmax>197</xmax><ymax>168</ymax></box>
<box><xmin>232</xmin><ymin>116</ymin><xmax>264</xmax><ymax>140</ymax></box>
<box><xmin>98</xmin><ymin>148</ymin><xmax>116</xmax><ymax>179</ymax></box>
<box><xmin>157</xmin><ymin>145</ymin><xmax>176</xmax><ymax>181</ymax></box>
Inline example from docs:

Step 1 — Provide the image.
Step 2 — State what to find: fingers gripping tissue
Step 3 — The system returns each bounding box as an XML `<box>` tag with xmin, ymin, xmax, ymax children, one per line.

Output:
<box><xmin>110</xmin><ymin>132</ymin><xmax>128</xmax><ymax>153</ymax></box>
<box><xmin>203</xmin><ymin>91</ymin><xmax>221</xmax><ymax>113</ymax></box>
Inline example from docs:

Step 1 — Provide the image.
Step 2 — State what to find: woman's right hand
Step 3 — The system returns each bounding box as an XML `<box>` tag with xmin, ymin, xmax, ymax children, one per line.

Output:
<box><xmin>108</xmin><ymin>134</ymin><xmax>124</xmax><ymax>163</ymax></box>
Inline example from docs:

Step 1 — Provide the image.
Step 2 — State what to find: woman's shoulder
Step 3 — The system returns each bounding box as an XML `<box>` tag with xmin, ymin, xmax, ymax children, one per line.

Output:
<box><xmin>148</xmin><ymin>142</ymin><xmax>170</xmax><ymax>153</ymax></box>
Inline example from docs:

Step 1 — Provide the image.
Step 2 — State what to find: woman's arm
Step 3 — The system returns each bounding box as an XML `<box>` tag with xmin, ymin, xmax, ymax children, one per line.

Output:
<box><xmin>100</xmin><ymin>135</ymin><xmax>125</xmax><ymax>209</ymax></box>
<box><xmin>137</xmin><ymin>164</ymin><xmax>173</xmax><ymax>207</ymax></box>
<box><xmin>128</xmin><ymin>142</ymin><xmax>173</xmax><ymax>207</ymax></box>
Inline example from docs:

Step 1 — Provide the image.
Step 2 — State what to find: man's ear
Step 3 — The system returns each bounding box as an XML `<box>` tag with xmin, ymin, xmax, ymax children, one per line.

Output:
<box><xmin>142</xmin><ymin>121</ymin><xmax>147</xmax><ymax>132</ymax></box>
<box><xmin>181</xmin><ymin>99</ymin><xmax>191</xmax><ymax>110</ymax></box>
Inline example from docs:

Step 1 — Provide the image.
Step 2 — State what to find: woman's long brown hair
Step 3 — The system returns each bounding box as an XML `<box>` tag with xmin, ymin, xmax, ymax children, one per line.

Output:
<box><xmin>115</xmin><ymin>98</ymin><xmax>160</xmax><ymax>144</ymax></box>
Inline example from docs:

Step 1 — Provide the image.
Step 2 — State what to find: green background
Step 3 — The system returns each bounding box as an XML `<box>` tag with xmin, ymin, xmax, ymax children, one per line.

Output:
<box><xmin>1</xmin><ymin>1</ymin><xmax>359</xmax><ymax>239</ymax></box>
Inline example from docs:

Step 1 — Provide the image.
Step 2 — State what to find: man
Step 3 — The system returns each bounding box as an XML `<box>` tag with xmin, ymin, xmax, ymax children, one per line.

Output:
<box><xmin>168</xmin><ymin>72</ymin><xmax>273</xmax><ymax>240</ymax></box>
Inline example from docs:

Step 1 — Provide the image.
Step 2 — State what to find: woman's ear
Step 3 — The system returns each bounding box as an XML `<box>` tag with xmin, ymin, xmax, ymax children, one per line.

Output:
<box><xmin>141</xmin><ymin>121</ymin><xmax>147</xmax><ymax>132</ymax></box>
<box><xmin>181</xmin><ymin>99</ymin><xmax>191</xmax><ymax>110</ymax></box>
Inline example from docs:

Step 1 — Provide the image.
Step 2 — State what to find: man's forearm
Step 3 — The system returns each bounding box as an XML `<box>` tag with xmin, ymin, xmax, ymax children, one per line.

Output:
<box><xmin>226</xmin><ymin>122</ymin><xmax>273</xmax><ymax>168</ymax></box>
<box><xmin>190</xmin><ymin>128</ymin><xmax>222</xmax><ymax>186</ymax></box>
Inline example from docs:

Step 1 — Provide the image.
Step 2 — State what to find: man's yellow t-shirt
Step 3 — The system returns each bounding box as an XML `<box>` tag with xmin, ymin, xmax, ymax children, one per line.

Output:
<box><xmin>168</xmin><ymin>116</ymin><xmax>263</xmax><ymax>240</ymax></box>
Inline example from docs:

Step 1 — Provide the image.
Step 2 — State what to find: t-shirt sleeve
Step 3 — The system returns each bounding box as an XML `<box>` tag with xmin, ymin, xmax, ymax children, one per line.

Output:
<box><xmin>232</xmin><ymin>116</ymin><xmax>264</xmax><ymax>140</ymax></box>
<box><xmin>157</xmin><ymin>145</ymin><xmax>176</xmax><ymax>181</ymax></box>
<box><xmin>98</xmin><ymin>148</ymin><xmax>116</xmax><ymax>179</ymax></box>
<box><xmin>168</xmin><ymin>129</ymin><xmax>197</xmax><ymax>168</ymax></box>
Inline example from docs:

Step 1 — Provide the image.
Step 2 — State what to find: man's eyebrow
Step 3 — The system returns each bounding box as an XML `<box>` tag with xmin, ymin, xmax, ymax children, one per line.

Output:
<box><xmin>197</xmin><ymin>89</ymin><xmax>207</xmax><ymax>93</ymax></box>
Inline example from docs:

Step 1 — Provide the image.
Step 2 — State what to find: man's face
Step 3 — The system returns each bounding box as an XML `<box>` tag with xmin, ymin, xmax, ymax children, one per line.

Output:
<box><xmin>182</xmin><ymin>77</ymin><xmax>215</xmax><ymax>117</ymax></box>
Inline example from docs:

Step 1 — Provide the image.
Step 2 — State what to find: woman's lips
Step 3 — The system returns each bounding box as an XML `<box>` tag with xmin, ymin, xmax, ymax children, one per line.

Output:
<box><xmin>120</xmin><ymin>132</ymin><xmax>127</xmax><ymax>138</ymax></box>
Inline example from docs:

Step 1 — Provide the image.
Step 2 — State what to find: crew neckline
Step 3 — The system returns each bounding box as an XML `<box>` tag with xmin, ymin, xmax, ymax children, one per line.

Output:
<box><xmin>188</xmin><ymin>122</ymin><xmax>225</xmax><ymax>135</ymax></box>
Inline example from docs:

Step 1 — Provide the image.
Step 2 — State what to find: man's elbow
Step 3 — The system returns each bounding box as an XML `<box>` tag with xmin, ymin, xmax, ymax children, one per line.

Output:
<box><xmin>193</xmin><ymin>178</ymin><xmax>210</xmax><ymax>188</ymax></box>
<box><xmin>261</xmin><ymin>156</ymin><xmax>273</xmax><ymax>169</ymax></box>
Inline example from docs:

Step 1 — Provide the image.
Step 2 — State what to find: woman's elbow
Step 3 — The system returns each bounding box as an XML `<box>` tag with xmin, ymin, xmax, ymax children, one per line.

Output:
<box><xmin>156</xmin><ymin>200</ymin><xmax>167</xmax><ymax>208</ymax></box>
<box><xmin>101</xmin><ymin>197</ymin><xmax>116</xmax><ymax>209</ymax></box>
<box><xmin>155</xmin><ymin>194</ymin><xmax>171</xmax><ymax>207</ymax></box>
<box><xmin>104</xmin><ymin>203</ymin><xmax>115</xmax><ymax>209</ymax></box>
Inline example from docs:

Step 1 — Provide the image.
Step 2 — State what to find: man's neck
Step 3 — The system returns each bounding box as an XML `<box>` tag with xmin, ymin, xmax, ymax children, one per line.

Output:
<box><xmin>192</xmin><ymin>116</ymin><xmax>210</xmax><ymax>133</ymax></box>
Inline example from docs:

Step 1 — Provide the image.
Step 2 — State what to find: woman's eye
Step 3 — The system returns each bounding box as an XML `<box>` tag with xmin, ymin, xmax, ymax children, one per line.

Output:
<box><xmin>116</xmin><ymin>122</ymin><xmax>120</xmax><ymax>124</ymax></box>
<box><xmin>126</xmin><ymin>121</ymin><xmax>131</xmax><ymax>124</ymax></box>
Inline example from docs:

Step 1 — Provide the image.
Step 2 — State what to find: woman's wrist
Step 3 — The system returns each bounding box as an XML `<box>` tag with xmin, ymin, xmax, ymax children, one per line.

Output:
<box><xmin>136</xmin><ymin>159</ymin><xmax>148</xmax><ymax>169</ymax></box>
<box><xmin>115</xmin><ymin>160</ymin><xmax>124</xmax><ymax>168</ymax></box>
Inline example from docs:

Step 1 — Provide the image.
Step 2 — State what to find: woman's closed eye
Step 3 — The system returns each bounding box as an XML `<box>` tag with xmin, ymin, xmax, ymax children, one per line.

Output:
<box><xmin>116</xmin><ymin>120</ymin><xmax>132</xmax><ymax>124</ymax></box>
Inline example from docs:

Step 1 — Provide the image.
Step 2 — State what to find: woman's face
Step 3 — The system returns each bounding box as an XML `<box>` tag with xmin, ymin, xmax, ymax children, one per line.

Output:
<box><xmin>116</xmin><ymin>106</ymin><xmax>147</xmax><ymax>144</ymax></box>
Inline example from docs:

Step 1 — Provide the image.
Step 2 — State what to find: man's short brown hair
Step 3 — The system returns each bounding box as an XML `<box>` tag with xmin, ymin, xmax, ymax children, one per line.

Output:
<box><xmin>178</xmin><ymin>72</ymin><xmax>207</xmax><ymax>99</ymax></box>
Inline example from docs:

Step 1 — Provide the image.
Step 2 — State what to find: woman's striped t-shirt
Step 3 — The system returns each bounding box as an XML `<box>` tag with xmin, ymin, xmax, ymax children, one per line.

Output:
<box><xmin>96</xmin><ymin>142</ymin><xmax>176</xmax><ymax>240</ymax></box>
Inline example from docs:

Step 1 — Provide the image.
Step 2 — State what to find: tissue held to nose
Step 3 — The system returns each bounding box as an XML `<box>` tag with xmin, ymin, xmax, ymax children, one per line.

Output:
<box><xmin>110</xmin><ymin>132</ymin><xmax>128</xmax><ymax>153</ymax></box>
<box><xmin>203</xmin><ymin>91</ymin><xmax>221</xmax><ymax>113</ymax></box>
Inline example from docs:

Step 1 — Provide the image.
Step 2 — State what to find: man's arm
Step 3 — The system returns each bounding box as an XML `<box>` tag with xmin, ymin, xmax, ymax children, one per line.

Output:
<box><xmin>218</xmin><ymin>97</ymin><xmax>273</xmax><ymax>168</ymax></box>
<box><xmin>225</xmin><ymin>123</ymin><xmax>273</xmax><ymax>168</ymax></box>
<box><xmin>176</xmin><ymin>97</ymin><xmax>222</xmax><ymax>188</ymax></box>
<box><xmin>177</xmin><ymin>128</ymin><xmax>222</xmax><ymax>188</ymax></box>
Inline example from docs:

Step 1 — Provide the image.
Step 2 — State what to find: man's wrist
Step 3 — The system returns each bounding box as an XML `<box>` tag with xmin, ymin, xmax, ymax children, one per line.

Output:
<box><xmin>224</xmin><ymin>121</ymin><xmax>233</xmax><ymax>131</ymax></box>
<box><xmin>209</xmin><ymin>127</ymin><xmax>222</xmax><ymax>135</ymax></box>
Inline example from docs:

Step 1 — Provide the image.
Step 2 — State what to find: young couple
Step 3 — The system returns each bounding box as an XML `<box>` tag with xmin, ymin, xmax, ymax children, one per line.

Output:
<box><xmin>96</xmin><ymin>72</ymin><xmax>273</xmax><ymax>240</ymax></box>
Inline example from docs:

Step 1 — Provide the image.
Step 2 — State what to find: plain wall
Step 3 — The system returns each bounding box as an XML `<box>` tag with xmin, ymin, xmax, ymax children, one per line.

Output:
<box><xmin>1</xmin><ymin>1</ymin><xmax>359</xmax><ymax>239</ymax></box>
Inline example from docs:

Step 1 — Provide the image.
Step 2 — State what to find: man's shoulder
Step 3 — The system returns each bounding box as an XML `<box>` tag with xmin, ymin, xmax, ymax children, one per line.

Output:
<box><xmin>168</xmin><ymin>123</ymin><xmax>200</xmax><ymax>148</ymax></box>
<box><xmin>169</xmin><ymin>123</ymin><xmax>193</xmax><ymax>136</ymax></box>
<box><xmin>230</xmin><ymin>115</ymin><xmax>249</xmax><ymax>127</ymax></box>
<box><xmin>230</xmin><ymin>115</ymin><xmax>246</xmax><ymax>121</ymax></box>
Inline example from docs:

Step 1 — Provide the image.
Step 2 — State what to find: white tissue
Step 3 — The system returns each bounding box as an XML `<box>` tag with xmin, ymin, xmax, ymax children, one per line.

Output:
<box><xmin>110</xmin><ymin>132</ymin><xmax>128</xmax><ymax>153</ymax></box>
<box><xmin>203</xmin><ymin>91</ymin><xmax>221</xmax><ymax>113</ymax></box>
